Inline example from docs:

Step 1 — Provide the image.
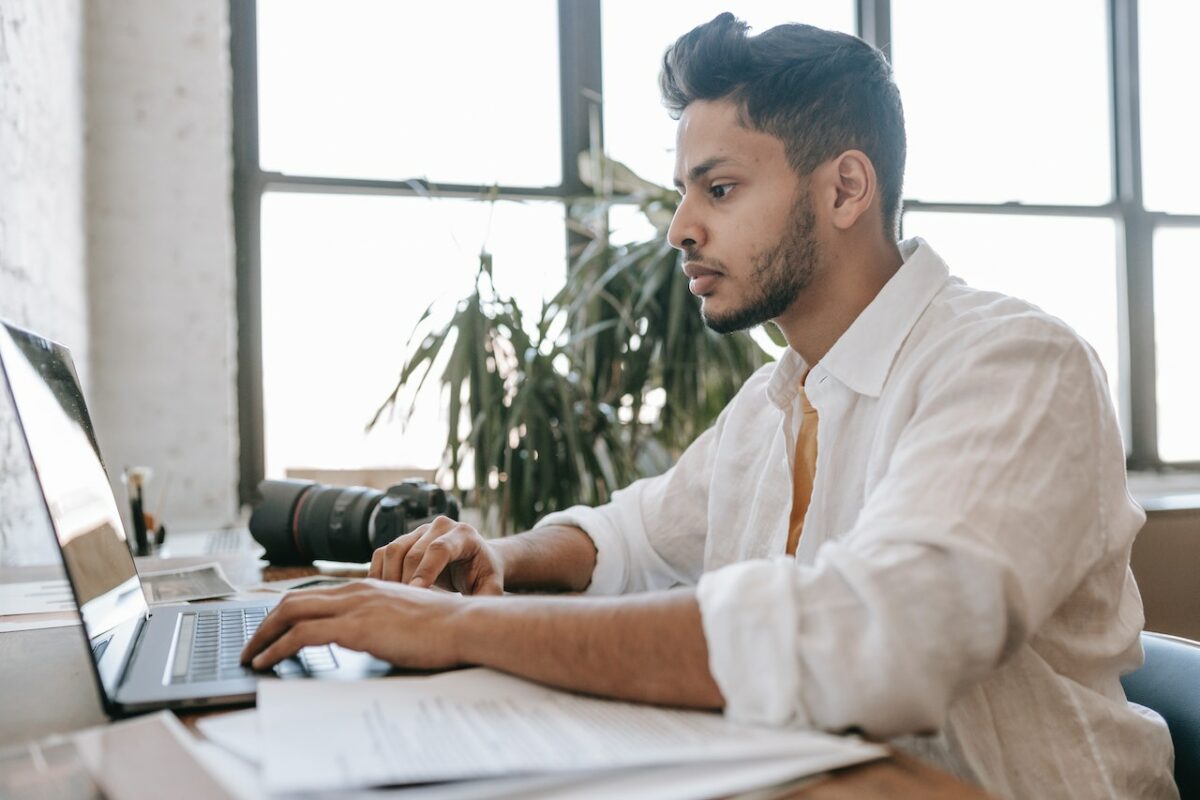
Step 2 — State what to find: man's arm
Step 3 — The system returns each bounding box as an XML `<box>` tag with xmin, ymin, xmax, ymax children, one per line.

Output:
<box><xmin>240</xmin><ymin>580</ymin><xmax>725</xmax><ymax>709</ymax></box>
<box><xmin>490</xmin><ymin>524</ymin><xmax>596</xmax><ymax>593</ymax></box>
<box><xmin>458</xmin><ymin>588</ymin><xmax>723</xmax><ymax>707</ymax></box>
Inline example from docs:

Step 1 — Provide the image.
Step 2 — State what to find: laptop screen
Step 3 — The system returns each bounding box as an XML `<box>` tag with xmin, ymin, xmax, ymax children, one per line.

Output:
<box><xmin>0</xmin><ymin>322</ymin><xmax>148</xmax><ymax>641</ymax></box>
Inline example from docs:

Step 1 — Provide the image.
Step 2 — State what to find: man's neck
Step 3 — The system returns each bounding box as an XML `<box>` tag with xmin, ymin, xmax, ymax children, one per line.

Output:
<box><xmin>775</xmin><ymin>237</ymin><xmax>904</xmax><ymax>366</ymax></box>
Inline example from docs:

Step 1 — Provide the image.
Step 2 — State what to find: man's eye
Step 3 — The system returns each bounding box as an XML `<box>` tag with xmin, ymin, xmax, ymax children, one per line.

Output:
<box><xmin>710</xmin><ymin>184</ymin><xmax>733</xmax><ymax>200</ymax></box>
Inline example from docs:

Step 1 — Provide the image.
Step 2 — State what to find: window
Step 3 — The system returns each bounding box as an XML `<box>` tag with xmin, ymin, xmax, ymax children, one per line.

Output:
<box><xmin>259</xmin><ymin>194</ymin><xmax>565</xmax><ymax>478</ymax></box>
<box><xmin>233</xmin><ymin>0</ymin><xmax>1200</xmax><ymax>501</ymax></box>
<box><xmin>1154</xmin><ymin>227</ymin><xmax>1200</xmax><ymax>462</ymax></box>
<box><xmin>1139</xmin><ymin>0</ymin><xmax>1200</xmax><ymax>214</ymax></box>
<box><xmin>256</xmin><ymin>0</ymin><xmax>562</xmax><ymax>187</ymax></box>
<box><xmin>892</xmin><ymin>0</ymin><xmax>1111</xmax><ymax>205</ymax></box>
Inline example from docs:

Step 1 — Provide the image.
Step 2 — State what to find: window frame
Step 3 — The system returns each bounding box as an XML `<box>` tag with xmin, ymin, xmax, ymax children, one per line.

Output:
<box><xmin>231</xmin><ymin>0</ymin><xmax>1200</xmax><ymax>503</ymax></box>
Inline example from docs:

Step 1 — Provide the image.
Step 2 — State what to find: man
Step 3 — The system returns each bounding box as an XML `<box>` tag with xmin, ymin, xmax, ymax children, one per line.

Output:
<box><xmin>244</xmin><ymin>15</ymin><xmax>1176</xmax><ymax>798</ymax></box>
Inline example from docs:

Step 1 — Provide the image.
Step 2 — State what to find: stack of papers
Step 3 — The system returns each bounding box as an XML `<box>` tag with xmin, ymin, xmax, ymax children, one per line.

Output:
<box><xmin>195</xmin><ymin>667</ymin><xmax>886</xmax><ymax>798</ymax></box>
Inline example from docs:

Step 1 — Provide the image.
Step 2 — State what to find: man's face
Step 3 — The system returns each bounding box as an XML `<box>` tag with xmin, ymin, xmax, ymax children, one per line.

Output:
<box><xmin>668</xmin><ymin>99</ymin><xmax>820</xmax><ymax>334</ymax></box>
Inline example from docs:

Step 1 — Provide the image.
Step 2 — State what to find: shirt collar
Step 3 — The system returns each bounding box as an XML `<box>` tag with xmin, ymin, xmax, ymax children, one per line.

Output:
<box><xmin>766</xmin><ymin>238</ymin><xmax>951</xmax><ymax>407</ymax></box>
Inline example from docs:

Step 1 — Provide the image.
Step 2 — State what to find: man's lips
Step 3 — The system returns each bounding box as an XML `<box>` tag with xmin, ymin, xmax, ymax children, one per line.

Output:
<box><xmin>683</xmin><ymin>262</ymin><xmax>723</xmax><ymax>296</ymax></box>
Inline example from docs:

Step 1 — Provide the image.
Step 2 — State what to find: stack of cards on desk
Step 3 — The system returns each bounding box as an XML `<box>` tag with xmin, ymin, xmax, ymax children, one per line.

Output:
<box><xmin>193</xmin><ymin>667</ymin><xmax>886</xmax><ymax>799</ymax></box>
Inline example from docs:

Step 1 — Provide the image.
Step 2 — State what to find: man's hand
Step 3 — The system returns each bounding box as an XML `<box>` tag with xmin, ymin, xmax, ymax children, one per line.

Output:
<box><xmin>368</xmin><ymin>516</ymin><xmax>504</xmax><ymax>595</ymax></box>
<box><xmin>240</xmin><ymin>580</ymin><xmax>465</xmax><ymax>670</ymax></box>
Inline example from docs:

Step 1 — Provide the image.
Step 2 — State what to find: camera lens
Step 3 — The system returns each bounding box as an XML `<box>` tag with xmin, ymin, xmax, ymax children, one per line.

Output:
<box><xmin>247</xmin><ymin>479</ymin><xmax>311</xmax><ymax>564</ymax></box>
<box><xmin>293</xmin><ymin>484</ymin><xmax>380</xmax><ymax>563</ymax></box>
<box><xmin>249</xmin><ymin>479</ymin><xmax>383</xmax><ymax>564</ymax></box>
<box><xmin>249</xmin><ymin>478</ymin><xmax>458</xmax><ymax>565</ymax></box>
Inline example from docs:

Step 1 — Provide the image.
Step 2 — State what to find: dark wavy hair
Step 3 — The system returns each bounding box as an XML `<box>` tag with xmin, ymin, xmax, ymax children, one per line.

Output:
<box><xmin>660</xmin><ymin>13</ymin><xmax>906</xmax><ymax>237</ymax></box>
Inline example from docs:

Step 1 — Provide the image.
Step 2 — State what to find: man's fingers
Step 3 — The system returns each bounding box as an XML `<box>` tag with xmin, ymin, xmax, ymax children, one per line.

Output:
<box><xmin>249</xmin><ymin>618</ymin><xmax>347</xmax><ymax>669</ymax></box>
<box><xmin>368</xmin><ymin>546</ymin><xmax>386</xmax><ymax>580</ymax></box>
<box><xmin>400</xmin><ymin>517</ymin><xmax>459</xmax><ymax>584</ymax></box>
<box><xmin>380</xmin><ymin>530</ymin><xmax>423</xmax><ymax>583</ymax></box>
<box><xmin>409</xmin><ymin>528</ymin><xmax>476</xmax><ymax>588</ymax></box>
<box><xmin>240</xmin><ymin>592</ymin><xmax>350</xmax><ymax>664</ymax></box>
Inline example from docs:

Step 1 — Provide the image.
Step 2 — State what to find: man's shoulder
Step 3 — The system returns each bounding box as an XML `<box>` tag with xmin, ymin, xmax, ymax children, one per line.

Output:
<box><xmin>919</xmin><ymin>278</ymin><xmax>1094</xmax><ymax>361</ymax></box>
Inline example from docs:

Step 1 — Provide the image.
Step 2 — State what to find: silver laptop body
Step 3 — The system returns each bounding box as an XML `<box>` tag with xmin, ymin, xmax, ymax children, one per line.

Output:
<box><xmin>0</xmin><ymin>320</ymin><xmax>391</xmax><ymax>716</ymax></box>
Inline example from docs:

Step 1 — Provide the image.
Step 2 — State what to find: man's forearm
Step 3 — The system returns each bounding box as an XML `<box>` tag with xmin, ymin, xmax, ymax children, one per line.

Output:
<box><xmin>492</xmin><ymin>524</ymin><xmax>597</xmax><ymax>593</ymax></box>
<box><xmin>451</xmin><ymin>588</ymin><xmax>725</xmax><ymax>709</ymax></box>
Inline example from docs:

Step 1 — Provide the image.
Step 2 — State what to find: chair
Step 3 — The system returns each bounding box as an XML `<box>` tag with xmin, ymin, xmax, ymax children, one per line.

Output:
<box><xmin>1121</xmin><ymin>631</ymin><xmax>1200</xmax><ymax>798</ymax></box>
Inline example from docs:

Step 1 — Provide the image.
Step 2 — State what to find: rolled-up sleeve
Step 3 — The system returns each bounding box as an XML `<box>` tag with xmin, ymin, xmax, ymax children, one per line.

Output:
<box><xmin>535</xmin><ymin>397</ymin><xmax>742</xmax><ymax>595</ymax></box>
<box><xmin>697</xmin><ymin>321</ymin><xmax>1141</xmax><ymax>737</ymax></box>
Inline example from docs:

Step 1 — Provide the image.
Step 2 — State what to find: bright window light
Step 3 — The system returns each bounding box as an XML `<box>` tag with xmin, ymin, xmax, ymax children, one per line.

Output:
<box><xmin>257</xmin><ymin>0</ymin><xmax>562</xmax><ymax>186</ymax></box>
<box><xmin>892</xmin><ymin>0</ymin><xmax>1112</xmax><ymax>205</ymax></box>
<box><xmin>1139</xmin><ymin>1</ymin><xmax>1200</xmax><ymax>214</ymax></box>
<box><xmin>260</xmin><ymin>194</ymin><xmax>566</xmax><ymax>478</ymax></box>
<box><xmin>1154</xmin><ymin>227</ymin><xmax>1200</xmax><ymax>462</ymax></box>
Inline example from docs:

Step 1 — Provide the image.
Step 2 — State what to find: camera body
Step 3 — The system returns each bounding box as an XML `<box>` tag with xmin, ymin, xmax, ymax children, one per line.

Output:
<box><xmin>248</xmin><ymin>478</ymin><xmax>459</xmax><ymax>565</ymax></box>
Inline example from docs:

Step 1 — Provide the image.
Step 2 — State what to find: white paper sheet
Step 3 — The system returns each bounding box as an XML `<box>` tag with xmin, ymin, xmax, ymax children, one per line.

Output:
<box><xmin>0</xmin><ymin>578</ymin><xmax>75</xmax><ymax>615</ymax></box>
<box><xmin>0</xmin><ymin>610</ymin><xmax>79</xmax><ymax>632</ymax></box>
<box><xmin>259</xmin><ymin>667</ymin><xmax>885</xmax><ymax>794</ymax></box>
<box><xmin>196</xmin><ymin>708</ymin><xmax>263</xmax><ymax>765</ymax></box>
<box><xmin>193</xmin><ymin>707</ymin><xmax>845</xmax><ymax>800</ymax></box>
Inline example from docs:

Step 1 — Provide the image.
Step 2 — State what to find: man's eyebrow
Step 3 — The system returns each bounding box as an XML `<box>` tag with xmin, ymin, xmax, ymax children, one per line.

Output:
<box><xmin>672</xmin><ymin>156</ymin><xmax>736</xmax><ymax>191</ymax></box>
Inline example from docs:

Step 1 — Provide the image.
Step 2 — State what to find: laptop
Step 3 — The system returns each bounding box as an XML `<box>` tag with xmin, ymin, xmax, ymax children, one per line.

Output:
<box><xmin>0</xmin><ymin>320</ymin><xmax>392</xmax><ymax>716</ymax></box>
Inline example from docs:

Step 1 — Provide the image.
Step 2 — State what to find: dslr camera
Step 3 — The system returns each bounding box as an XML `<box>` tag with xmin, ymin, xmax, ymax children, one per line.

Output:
<box><xmin>248</xmin><ymin>478</ymin><xmax>459</xmax><ymax>565</ymax></box>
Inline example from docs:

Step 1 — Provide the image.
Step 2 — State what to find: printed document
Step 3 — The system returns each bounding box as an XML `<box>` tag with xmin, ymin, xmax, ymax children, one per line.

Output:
<box><xmin>139</xmin><ymin>562</ymin><xmax>238</xmax><ymax>604</ymax></box>
<box><xmin>0</xmin><ymin>578</ymin><xmax>75</xmax><ymax>615</ymax></box>
<box><xmin>259</xmin><ymin>667</ymin><xmax>885</xmax><ymax>793</ymax></box>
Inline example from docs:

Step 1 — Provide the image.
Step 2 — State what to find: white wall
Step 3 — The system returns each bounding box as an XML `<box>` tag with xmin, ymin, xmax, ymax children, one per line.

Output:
<box><xmin>85</xmin><ymin>0</ymin><xmax>240</xmax><ymax>530</ymax></box>
<box><xmin>0</xmin><ymin>0</ymin><xmax>87</xmax><ymax>353</ymax></box>
<box><xmin>0</xmin><ymin>0</ymin><xmax>87</xmax><ymax>565</ymax></box>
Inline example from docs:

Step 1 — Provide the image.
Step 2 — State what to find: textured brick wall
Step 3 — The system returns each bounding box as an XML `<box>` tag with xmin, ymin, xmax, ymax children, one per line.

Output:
<box><xmin>85</xmin><ymin>0</ymin><xmax>240</xmax><ymax>530</ymax></box>
<box><xmin>0</xmin><ymin>0</ymin><xmax>86</xmax><ymax>565</ymax></box>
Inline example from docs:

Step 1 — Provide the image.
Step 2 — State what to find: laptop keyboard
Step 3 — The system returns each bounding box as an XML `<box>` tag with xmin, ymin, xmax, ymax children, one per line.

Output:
<box><xmin>168</xmin><ymin>608</ymin><xmax>337</xmax><ymax>684</ymax></box>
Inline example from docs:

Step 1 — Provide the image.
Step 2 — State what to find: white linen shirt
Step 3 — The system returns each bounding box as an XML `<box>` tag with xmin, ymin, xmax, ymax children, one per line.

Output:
<box><xmin>536</xmin><ymin>238</ymin><xmax>1177</xmax><ymax>798</ymax></box>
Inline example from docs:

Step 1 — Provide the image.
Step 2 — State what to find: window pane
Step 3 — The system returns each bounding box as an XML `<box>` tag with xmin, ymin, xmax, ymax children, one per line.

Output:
<box><xmin>601</xmin><ymin>1</ymin><xmax>856</xmax><ymax>190</ymax></box>
<box><xmin>1140</xmin><ymin>2</ymin><xmax>1200</xmax><ymax>214</ymax></box>
<box><xmin>257</xmin><ymin>1</ymin><xmax>561</xmax><ymax>186</ymax></box>
<box><xmin>893</xmin><ymin>0</ymin><xmax>1111</xmax><ymax>205</ymax></box>
<box><xmin>1154</xmin><ymin>227</ymin><xmax>1200</xmax><ymax>462</ymax></box>
<box><xmin>903</xmin><ymin>212</ymin><xmax>1122</xmax><ymax>415</ymax></box>
<box><xmin>260</xmin><ymin>194</ymin><xmax>566</xmax><ymax>479</ymax></box>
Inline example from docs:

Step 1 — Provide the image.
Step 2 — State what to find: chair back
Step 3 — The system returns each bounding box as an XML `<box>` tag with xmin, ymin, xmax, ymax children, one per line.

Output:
<box><xmin>1121</xmin><ymin>631</ymin><xmax>1200</xmax><ymax>798</ymax></box>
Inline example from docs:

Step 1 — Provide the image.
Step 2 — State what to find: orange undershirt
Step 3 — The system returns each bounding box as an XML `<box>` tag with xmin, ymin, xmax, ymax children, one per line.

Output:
<box><xmin>786</xmin><ymin>379</ymin><xmax>819</xmax><ymax>556</ymax></box>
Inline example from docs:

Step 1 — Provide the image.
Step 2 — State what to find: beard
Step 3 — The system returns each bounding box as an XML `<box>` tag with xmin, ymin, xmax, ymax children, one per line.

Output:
<box><xmin>699</xmin><ymin>193</ymin><xmax>819</xmax><ymax>335</ymax></box>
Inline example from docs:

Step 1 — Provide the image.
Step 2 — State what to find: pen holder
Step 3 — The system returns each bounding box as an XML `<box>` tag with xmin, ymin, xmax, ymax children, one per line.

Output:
<box><xmin>122</xmin><ymin>466</ymin><xmax>155</xmax><ymax>557</ymax></box>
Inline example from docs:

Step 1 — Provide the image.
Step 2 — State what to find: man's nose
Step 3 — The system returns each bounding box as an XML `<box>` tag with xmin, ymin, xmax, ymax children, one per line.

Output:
<box><xmin>667</xmin><ymin>197</ymin><xmax>705</xmax><ymax>252</ymax></box>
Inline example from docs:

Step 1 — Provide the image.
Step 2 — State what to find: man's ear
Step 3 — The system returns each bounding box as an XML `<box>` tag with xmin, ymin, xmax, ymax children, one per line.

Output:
<box><xmin>827</xmin><ymin>150</ymin><xmax>877</xmax><ymax>231</ymax></box>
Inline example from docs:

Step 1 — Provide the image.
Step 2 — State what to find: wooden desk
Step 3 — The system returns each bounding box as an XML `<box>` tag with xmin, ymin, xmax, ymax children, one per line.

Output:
<box><xmin>0</xmin><ymin>554</ymin><xmax>993</xmax><ymax>799</ymax></box>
